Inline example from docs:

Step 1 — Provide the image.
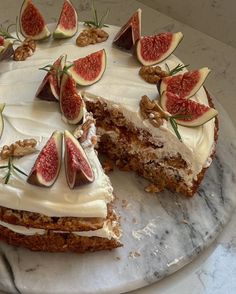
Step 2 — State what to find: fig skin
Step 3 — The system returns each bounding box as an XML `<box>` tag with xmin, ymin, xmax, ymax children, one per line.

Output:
<box><xmin>36</xmin><ymin>54</ymin><xmax>67</xmax><ymax>101</ymax></box>
<box><xmin>0</xmin><ymin>103</ymin><xmax>5</xmax><ymax>141</ymax></box>
<box><xmin>64</xmin><ymin>130</ymin><xmax>94</xmax><ymax>189</ymax></box>
<box><xmin>69</xmin><ymin>49</ymin><xmax>107</xmax><ymax>86</ymax></box>
<box><xmin>0</xmin><ymin>41</ymin><xmax>14</xmax><ymax>61</ymax></box>
<box><xmin>27</xmin><ymin>131</ymin><xmax>62</xmax><ymax>187</ymax></box>
<box><xmin>60</xmin><ymin>74</ymin><xmax>84</xmax><ymax>124</ymax></box>
<box><xmin>19</xmin><ymin>0</ymin><xmax>51</xmax><ymax>40</ymax></box>
<box><xmin>53</xmin><ymin>0</ymin><xmax>78</xmax><ymax>39</ymax></box>
<box><xmin>113</xmin><ymin>8</ymin><xmax>142</xmax><ymax>51</ymax></box>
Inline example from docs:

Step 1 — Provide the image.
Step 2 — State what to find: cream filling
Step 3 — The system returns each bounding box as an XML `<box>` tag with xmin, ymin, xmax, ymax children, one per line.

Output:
<box><xmin>0</xmin><ymin>220</ymin><xmax>119</xmax><ymax>240</ymax></box>
<box><xmin>0</xmin><ymin>23</ymin><xmax>216</xmax><ymax>217</ymax></box>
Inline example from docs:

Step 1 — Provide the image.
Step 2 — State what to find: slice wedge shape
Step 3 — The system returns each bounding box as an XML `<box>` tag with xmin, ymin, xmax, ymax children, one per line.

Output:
<box><xmin>36</xmin><ymin>54</ymin><xmax>67</xmax><ymax>101</ymax></box>
<box><xmin>160</xmin><ymin>91</ymin><xmax>218</xmax><ymax>127</ymax></box>
<box><xmin>160</xmin><ymin>67</ymin><xmax>210</xmax><ymax>99</ymax></box>
<box><xmin>27</xmin><ymin>131</ymin><xmax>62</xmax><ymax>187</ymax></box>
<box><xmin>0</xmin><ymin>103</ymin><xmax>5</xmax><ymax>140</ymax></box>
<box><xmin>113</xmin><ymin>9</ymin><xmax>141</xmax><ymax>50</ymax></box>
<box><xmin>60</xmin><ymin>73</ymin><xmax>84</xmax><ymax>124</ymax></box>
<box><xmin>53</xmin><ymin>0</ymin><xmax>78</xmax><ymax>39</ymax></box>
<box><xmin>64</xmin><ymin>130</ymin><xmax>94</xmax><ymax>189</ymax></box>
<box><xmin>19</xmin><ymin>0</ymin><xmax>51</xmax><ymax>40</ymax></box>
<box><xmin>136</xmin><ymin>32</ymin><xmax>183</xmax><ymax>66</ymax></box>
<box><xmin>69</xmin><ymin>49</ymin><xmax>106</xmax><ymax>86</ymax></box>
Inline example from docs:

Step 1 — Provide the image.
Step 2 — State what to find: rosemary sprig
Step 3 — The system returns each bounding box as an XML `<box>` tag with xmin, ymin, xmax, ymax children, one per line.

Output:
<box><xmin>0</xmin><ymin>157</ymin><xmax>28</xmax><ymax>184</ymax></box>
<box><xmin>84</xmin><ymin>2</ymin><xmax>109</xmax><ymax>28</ymax></box>
<box><xmin>165</xmin><ymin>63</ymin><xmax>189</xmax><ymax>76</ymax></box>
<box><xmin>168</xmin><ymin>114</ymin><xmax>192</xmax><ymax>141</ymax></box>
<box><xmin>169</xmin><ymin>117</ymin><xmax>182</xmax><ymax>142</ymax></box>
<box><xmin>39</xmin><ymin>63</ymin><xmax>73</xmax><ymax>78</ymax></box>
<box><xmin>0</xmin><ymin>17</ymin><xmax>23</xmax><ymax>43</ymax></box>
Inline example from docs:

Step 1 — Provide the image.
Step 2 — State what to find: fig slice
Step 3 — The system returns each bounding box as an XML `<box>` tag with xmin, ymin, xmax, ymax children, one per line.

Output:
<box><xmin>53</xmin><ymin>0</ymin><xmax>78</xmax><ymax>39</ymax></box>
<box><xmin>160</xmin><ymin>67</ymin><xmax>211</xmax><ymax>99</ymax></box>
<box><xmin>19</xmin><ymin>0</ymin><xmax>51</xmax><ymax>40</ymax></box>
<box><xmin>160</xmin><ymin>91</ymin><xmax>218</xmax><ymax>127</ymax></box>
<box><xmin>64</xmin><ymin>130</ymin><xmax>94</xmax><ymax>189</ymax></box>
<box><xmin>36</xmin><ymin>54</ymin><xmax>67</xmax><ymax>101</ymax></box>
<box><xmin>136</xmin><ymin>32</ymin><xmax>183</xmax><ymax>66</ymax></box>
<box><xmin>0</xmin><ymin>38</ymin><xmax>14</xmax><ymax>61</ymax></box>
<box><xmin>69</xmin><ymin>49</ymin><xmax>106</xmax><ymax>86</ymax></box>
<box><xmin>27</xmin><ymin>131</ymin><xmax>62</xmax><ymax>187</ymax></box>
<box><xmin>0</xmin><ymin>103</ymin><xmax>5</xmax><ymax>140</ymax></box>
<box><xmin>60</xmin><ymin>73</ymin><xmax>84</xmax><ymax>124</ymax></box>
<box><xmin>113</xmin><ymin>8</ymin><xmax>141</xmax><ymax>51</ymax></box>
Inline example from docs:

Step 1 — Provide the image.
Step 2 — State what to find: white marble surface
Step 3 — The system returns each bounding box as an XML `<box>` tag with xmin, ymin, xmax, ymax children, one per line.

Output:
<box><xmin>0</xmin><ymin>1</ymin><xmax>236</xmax><ymax>294</ymax></box>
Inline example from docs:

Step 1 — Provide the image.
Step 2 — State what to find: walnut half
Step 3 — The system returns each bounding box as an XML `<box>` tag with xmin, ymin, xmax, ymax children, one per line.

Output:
<box><xmin>13</xmin><ymin>38</ymin><xmax>36</xmax><ymax>61</ymax></box>
<box><xmin>1</xmin><ymin>138</ymin><xmax>37</xmax><ymax>159</ymax></box>
<box><xmin>140</xmin><ymin>95</ymin><xmax>168</xmax><ymax>128</ymax></box>
<box><xmin>76</xmin><ymin>28</ymin><xmax>109</xmax><ymax>47</ymax></box>
<box><xmin>139</xmin><ymin>65</ymin><xmax>168</xmax><ymax>84</ymax></box>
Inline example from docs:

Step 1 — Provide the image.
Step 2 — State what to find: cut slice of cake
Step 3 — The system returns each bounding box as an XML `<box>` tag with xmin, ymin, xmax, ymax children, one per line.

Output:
<box><xmin>0</xmin><ymin>111</ymin><xmax>122</xmax><ymax>253</ymax></box>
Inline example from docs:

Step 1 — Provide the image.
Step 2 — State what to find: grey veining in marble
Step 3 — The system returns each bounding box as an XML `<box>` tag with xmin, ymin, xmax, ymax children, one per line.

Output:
<box><xmin>0</xmin><ymin>101</ymin><xmax>235</xmax><ymax>294</ymax></box>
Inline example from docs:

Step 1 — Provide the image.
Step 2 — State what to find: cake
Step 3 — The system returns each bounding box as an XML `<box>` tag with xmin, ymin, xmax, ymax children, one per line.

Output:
<box><xmin>0</xmin><ymin>5</ymin><xmax>218</xmax><ymax>253</ymax></box>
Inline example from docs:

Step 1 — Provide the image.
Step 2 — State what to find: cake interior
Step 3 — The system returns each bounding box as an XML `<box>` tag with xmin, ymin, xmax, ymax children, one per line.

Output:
<box><xmin>85</xmin><ymin>96</ymin><xmax>217</xmax><ymax>197</ymax></box>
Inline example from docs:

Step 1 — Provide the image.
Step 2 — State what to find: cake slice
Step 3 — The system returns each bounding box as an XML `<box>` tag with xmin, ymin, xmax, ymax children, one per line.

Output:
<box><xmin>0</xmin><ymin>111</ymin><xmax>122</xmax><ymax>253</ymax></box>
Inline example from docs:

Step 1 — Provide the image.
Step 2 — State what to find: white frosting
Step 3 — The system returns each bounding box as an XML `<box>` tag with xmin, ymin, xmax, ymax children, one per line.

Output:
<box><xmin>0</xmin><ymin>220</ymin><xmax>119</xmax><ymax>240</ymax></box>
<box><xmin>0</xmin><ymin>23</ymin><xmax>216</xmax><ymax>217</ymax></box>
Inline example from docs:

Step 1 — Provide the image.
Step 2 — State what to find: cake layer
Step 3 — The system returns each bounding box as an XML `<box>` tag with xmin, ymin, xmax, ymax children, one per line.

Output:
<box><xmin>0</xmin><ymin>219</ymin><xmax>120</xmax><ymax>240</ymax></box>
<box><xmin>0</xmin><ymin>203</ymin><xmax>118</xmax><ymax>231</ymax></box>
<box><xmin>0</xmin><ymin>226</ymin><xmax>122</xmax><ymax>253</ymax></box>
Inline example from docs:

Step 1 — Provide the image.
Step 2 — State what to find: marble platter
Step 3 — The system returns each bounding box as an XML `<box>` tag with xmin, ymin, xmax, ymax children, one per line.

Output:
<box><xmin>0</xmin><ymin>99</ymin><xmax>236</xmax><ymax>294</ymax></box>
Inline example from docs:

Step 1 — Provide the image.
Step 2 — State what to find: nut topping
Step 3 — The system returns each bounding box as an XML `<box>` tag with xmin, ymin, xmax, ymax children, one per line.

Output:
<box><xmin>74</xmin><ymin>113</ymin><xmax>97</xmax><ymax>148</ymax></box>
<box><xmin>76</xmin><ymin>28</ymin><xmax>109</xmax><ymax>47</ymax></box>
<box><xmin>140</xmin><ymin>95</ymin><xmax>168</xmax><ymax>128</ymax></box>
<box><xmin>13</xmin><ymin>38</ymin><xmax>36</xmax><ymax>61</ymax></box>
<box><xmin>1</xmin><ymin>138</ymin><xmax>37</xmax><ymax>159</ymax></box>
<box><xmin>139</xmin><ymin>65</ymin><xmax>168</xmax><ymax>84</ymax></box>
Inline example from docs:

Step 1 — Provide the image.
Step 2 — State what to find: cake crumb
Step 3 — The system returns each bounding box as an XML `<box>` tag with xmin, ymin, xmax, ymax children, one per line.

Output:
<box><xmin>145</xmin><ymin>183</ymin><xmax>163</xmax><ymax>193</ymax></box>
<box><xmin>121</xmin><ymin>199</ymin><xmax>130</xmax><ymax>208</ymax></box>
<box><xmin>180</xmin><ymin>219</ymin><xmax>189</xmax><ymax>224</ymax></box>
<box><xmin>102</xmin><ymin>159</ymin><xmax>114</xmax><ymax>174</ymax></box>
<box><xmin>115</xmin><ymin>256</ymin><xmax>121</xmax><ymax>260</ymax></box>
<box><xmin>132</xmin><ymin>217</ymin><xmax>137</xmax><ymax>224</ymax></box>
<box><xmin>129</xmin><ymin>251</ymin><xmax>141</xmax><ymax>258</ymax></box>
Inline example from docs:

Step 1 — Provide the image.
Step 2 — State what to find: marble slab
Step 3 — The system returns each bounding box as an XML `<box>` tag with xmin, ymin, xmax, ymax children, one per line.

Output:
<box><xmin>0</xmin><ymin>100</ymin><xmax>235</xmax><ymax>294</ymax></box>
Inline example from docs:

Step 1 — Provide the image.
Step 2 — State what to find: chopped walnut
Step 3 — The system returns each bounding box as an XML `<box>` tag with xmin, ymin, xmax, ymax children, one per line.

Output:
<box><xmin>102</xmin><ymin>159</ymin><xmax>113</xmax><ymax>174</ymax></box>
<box><xmin>139</xmin><ymin>65</ymin><xmax>168</xmax><ymax>84</ymax></box>
<box><xmin>74</xmin><ymin>113</ymin><xmax>97</xmax><ymax>148</ymax></box>
<box><xmin>145</xmin><ymin>183</ymin><xmax>163</xmax><ymax>193</ymax></box>
<box><xmin>140</xmin><ymin>95</ymin><xmax>169</xmax><ymax>127</ymax></box>
<box><xmin>0</xmin><ymin>138</ymin><xmax>37</xmax><ymax>159</ymax></box>
<box><xmin>76</xmin><ymin>28</ymin><xmax>109</xmax><ymax>47</ymax></box>
<box><xmin>13</xmin><ymin>38</ymin><xmax>36</xmax><ymax>61</ymax></box>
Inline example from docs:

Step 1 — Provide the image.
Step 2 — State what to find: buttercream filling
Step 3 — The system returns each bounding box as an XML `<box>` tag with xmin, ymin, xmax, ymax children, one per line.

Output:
<box><xmin>0</xmin><ymin>23</ymin><xmax>216</xmax><ymax>217</ymax></box>
<box><xmin>0</xmin><ymin>220</ymin><xmax>119</xmax><ymax>240</ymax></box>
